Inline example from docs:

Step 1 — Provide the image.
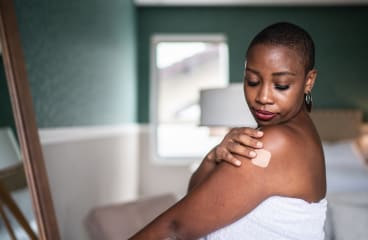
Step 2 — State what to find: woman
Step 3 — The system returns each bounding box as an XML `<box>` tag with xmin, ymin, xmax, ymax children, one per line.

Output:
<box><xmin>130</xmin><ymin>22</ymin><xmax>326</xmax><ymax>240</ymax></box>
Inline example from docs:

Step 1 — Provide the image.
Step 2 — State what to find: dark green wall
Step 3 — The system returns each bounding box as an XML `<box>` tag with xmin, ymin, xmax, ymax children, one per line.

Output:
<box><xmin>0</xmin><ymin>57</ymin><xmax>17</xmax><ymax>133</ymax></box>
<box><xmin>137</xmin><ymin>7</ymin><xmax>368</xmax><ymax>122</ymax></box>
<box><xmin>13</xmin><ymin>0</ymin><xmax>137</xmax><ymax>127</ymax></box>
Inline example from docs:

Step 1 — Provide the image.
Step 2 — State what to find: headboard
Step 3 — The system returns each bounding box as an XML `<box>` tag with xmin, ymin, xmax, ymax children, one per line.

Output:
<box><xmin>310</xmin><ymin>109</ymin><xmax>363</xmax><ymax>142</ymax></box>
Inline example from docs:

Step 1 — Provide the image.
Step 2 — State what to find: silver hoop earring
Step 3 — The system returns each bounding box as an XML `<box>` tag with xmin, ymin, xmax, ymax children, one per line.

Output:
<box><xmin>305</xmin><ymin>92</ymin><xmax>313</xmax><ymax>112</ymax></box>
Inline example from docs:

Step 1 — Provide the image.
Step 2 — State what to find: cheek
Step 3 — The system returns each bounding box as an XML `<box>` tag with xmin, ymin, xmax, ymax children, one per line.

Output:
<box><xmin>244</xmin><ymin>83</ymin><xmax>257</xmax><ymax>95</ymax></box>
<box><xmin>276</xmin><ymin>89</ymin><xmax>304</xmax><ymax>108</ymax></box>
<box><xmin>244</xmin><ymin>87</ymin><xmax>255</xmax><ymax>102</ymax></box>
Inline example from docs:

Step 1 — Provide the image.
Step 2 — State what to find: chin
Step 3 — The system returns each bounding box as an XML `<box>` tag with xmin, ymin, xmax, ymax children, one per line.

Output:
<box><xmin>255</xmin><ymin>118</ymin><xmax>284</xmax><ymax>127</ymax></box>
<box><xmin>256</xmin><ymin>120</ymin><xmax>275</xmax><ymax>127</ymax></box>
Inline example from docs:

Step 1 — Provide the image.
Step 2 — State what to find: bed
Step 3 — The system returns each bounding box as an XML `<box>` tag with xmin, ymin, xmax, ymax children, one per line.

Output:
<box><xmin>310</xmin><ymin>109</ymin><xmax>368</xmax><ymax>240</ymax></box>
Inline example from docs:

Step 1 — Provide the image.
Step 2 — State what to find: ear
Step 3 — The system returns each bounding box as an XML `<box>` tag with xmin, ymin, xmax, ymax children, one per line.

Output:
<box><xmin>304</xmin><ymin>69</ymin><xmax>317</xmax><ymax>93</ymax></box>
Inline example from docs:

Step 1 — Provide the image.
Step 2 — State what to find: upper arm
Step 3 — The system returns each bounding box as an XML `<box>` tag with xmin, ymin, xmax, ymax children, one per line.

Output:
<box><xmin>160</xmin><ymin>129</ymin><xmax>298</xmax><ymax>239</ymax></box>
<box><xmin>166</xmin><ymin>160</ymin><xmax>274</xmax><ymax>239</ymax></box>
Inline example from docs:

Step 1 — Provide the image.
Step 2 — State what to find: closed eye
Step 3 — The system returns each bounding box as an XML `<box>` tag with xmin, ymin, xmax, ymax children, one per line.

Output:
<box><xmin>275</xmin><ymin>84</ymin><xmax>289</xmax><ymax>90</ymax></box>
<box><xmin>246</xmin><ymin>79</ymin><xmax>260</xmax><ymax>87</ymax></box>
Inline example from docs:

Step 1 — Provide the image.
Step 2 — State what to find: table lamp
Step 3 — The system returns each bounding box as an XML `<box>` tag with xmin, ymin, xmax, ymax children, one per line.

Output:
<box><xmin>199</xmin><ymin>83</ymin><xmax>257</xmax><ymax>130</ymax></box>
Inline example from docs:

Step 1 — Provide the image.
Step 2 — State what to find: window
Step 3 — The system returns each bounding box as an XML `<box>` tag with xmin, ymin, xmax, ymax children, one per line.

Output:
<box><xmin>150</xmin><ymin>34</ymin><xmax>229</xmax><ymax>164</ymax></box>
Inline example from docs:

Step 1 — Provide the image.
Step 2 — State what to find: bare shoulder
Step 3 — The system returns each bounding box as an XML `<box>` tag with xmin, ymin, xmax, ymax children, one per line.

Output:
<box><xmin>260</xmin><ymin>124</ymin><xmax>306</xmax><ymax>160</ymax></box>
<box><xmin>259</xmin><ymin>124</ymin><xmax>326</xmax><ymax>202</ymax></box>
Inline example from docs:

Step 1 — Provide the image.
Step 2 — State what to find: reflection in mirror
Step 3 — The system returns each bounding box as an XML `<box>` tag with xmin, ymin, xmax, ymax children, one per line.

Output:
<box><xmin>0</xmin><ymin>49</ymin><xmax>38</xmax><ymax>239</ymax></box>
<box><xmin>0</xmin><ymin>0</ymin><xmax>60</xmax><ymax>238</ymax></box>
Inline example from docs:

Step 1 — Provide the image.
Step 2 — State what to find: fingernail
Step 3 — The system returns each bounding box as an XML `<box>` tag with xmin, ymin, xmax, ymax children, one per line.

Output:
<box><xmin>257</xmin><ymin>131</ymin><xmax>264</xmax><ymax>137</ymax></box>
<box><xmin>256</xmin><ymin>142</ymin><xmax>263</xmax><ymax>148</ymax></box>
<box><xmin>235</xmin><ymin>160</ymin><xmax>241</xmax><ymax>166</ymax></box>
<box><xmin>250</xmin><ymin>151</ymin><xmax>256</xmax><ymax>157</ymax></box>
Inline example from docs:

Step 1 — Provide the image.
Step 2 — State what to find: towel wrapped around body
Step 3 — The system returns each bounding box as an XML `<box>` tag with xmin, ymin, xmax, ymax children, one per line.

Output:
<box><xmin>201</xmin><ymin>196</ymin><xmax>327</xmax><ymax>240</ymax></box>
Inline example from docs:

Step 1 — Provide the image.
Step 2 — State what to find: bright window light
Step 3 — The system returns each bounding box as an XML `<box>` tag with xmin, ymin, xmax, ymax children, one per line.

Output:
<box><xmin>157</xmin><ymin>42</ymin><xmax>207</xmax><ymax>68</ymax></box>
<box><xmin>151</xmin><ymin>34</ymin><xmax>229</xmax><ymax>163</ymax></box>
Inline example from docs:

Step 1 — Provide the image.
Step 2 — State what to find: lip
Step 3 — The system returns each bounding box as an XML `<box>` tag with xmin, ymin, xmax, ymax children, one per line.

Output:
<box><xmin>253</xmin><ymin>109</ymin><xmax>277</xmax><ymax>121</ymax></box>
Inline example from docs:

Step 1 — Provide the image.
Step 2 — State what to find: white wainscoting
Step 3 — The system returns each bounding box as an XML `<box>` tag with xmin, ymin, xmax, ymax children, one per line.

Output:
<box><xmin>38</xmin><ymin>124</ymin><xmax>197</xmax><ymax>240</ymax></box>
<box><xmin>136</xmin><ymin>125</ymin><xmax>196</xmax><ymax>199</ymax></box>
<box><xmin>39</xmin><ymin>125</ymin><xmax>140</xmax><ymax>240</ymax></box>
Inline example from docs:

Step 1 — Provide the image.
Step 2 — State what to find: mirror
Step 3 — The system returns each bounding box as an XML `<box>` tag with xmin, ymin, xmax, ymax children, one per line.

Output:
<box><xmin>0</xmin><ymin>0</ymin><xmax>60</xmax><ymax>239</ymax></box>
<box><xmin>0</xmin><ymin>56</ymin><xmax>38</xmax><ymax>239</ymax></box>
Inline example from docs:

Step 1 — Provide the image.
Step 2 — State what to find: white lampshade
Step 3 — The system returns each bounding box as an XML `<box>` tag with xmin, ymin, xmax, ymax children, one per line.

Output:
<box><xmin>199</xmin><ymin>83</ymin><xmax>257</xmax><ymax>128</ymax></box>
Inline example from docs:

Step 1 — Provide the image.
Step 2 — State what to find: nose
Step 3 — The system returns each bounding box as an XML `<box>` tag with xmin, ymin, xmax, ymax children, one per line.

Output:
<box><xmin>255</xmin><ymin>84</ymin><xmax>273</xmax><ymax>105</ymax></box>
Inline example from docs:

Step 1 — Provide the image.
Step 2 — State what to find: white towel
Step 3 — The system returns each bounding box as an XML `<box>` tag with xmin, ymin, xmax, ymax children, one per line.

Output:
<box><xmin>202</xmin><ymin>196</ymin><xmax>327</xmax><ymax>240</ymax></box>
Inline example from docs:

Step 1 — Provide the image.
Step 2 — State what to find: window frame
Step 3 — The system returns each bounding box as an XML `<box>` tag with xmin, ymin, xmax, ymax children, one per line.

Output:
<box><xmin>150</xmin><ymin>33</ymin><xmax>229</xmax><ymax>165</ymax></box>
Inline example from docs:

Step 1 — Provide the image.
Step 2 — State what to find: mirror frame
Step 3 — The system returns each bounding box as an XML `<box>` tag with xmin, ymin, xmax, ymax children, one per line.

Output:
<box><xmin>0</xmin><ymin>0</ymin><xmax>60</xmax><ymax>239</ymax></box>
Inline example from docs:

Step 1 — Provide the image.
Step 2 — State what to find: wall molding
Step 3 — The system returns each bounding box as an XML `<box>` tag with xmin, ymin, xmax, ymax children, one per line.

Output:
<box><xmin>38</xmin><ymin>124</ymin><xmax>150</xmax><ymax>145</ymax></box>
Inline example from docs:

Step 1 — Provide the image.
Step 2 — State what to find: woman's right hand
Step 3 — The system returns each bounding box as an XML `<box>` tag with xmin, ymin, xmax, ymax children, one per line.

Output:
<box><xmin>210</xmin><ymin>127</ymin><xmax>264</xmax><ymax>167</ymax></box>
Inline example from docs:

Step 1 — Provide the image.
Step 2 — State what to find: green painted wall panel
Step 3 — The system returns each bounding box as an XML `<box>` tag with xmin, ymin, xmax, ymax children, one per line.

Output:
<box><xmin>0</xmin><ymin>58</ymin><xmax>16</xmax><ymax>133</ymax></box>
<box><xmin>137</xmin><ymin>7</ymin><xmax>368</xmax><ymax>122</ymax></box>
<box><xmin>13</xmin><ymin>0</ymin><xmax>136</xmax><ymax>127</ymax></box>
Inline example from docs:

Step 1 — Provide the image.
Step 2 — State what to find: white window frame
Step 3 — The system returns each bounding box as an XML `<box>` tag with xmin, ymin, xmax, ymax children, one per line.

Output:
<box><xmin>150</xmin><ymin>34</ymin><xmax>229</xmax><ymax>165</ymax></box>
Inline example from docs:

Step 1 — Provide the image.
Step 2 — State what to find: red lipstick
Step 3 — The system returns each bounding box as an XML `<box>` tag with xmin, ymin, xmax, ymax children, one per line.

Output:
<box><xmin>254</xmin><ymin>109</ymin><xmax>276</xmax><ymax>121</ymax></box>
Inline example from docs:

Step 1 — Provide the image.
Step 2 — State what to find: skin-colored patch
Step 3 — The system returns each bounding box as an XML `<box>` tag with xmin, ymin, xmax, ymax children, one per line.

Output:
<box><xmin>251</xmin><ymin>149</ymin><xmax>271</xmax><ymax>168</ymax></box>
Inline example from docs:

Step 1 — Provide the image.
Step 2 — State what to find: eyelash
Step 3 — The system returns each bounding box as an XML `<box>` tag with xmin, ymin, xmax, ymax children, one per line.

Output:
<box><xmin>246</xmin><ymin>80</ymin><xmax>290</xmax><ymax>91</ymax></box>
<box><xmin>275</xmin><ymin>84</ymin><xmax>290</xmax><ymax>91</ymax></box>
<box><xmin>246</xmin><ymin>80</ymin><xmax>259</xmax><ymax>87</ymax></box>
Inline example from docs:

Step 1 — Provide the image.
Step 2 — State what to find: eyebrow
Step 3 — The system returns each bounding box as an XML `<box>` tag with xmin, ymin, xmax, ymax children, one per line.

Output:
<box><xmin>245</xmin><ymin>67</ymin><xmax>296</xmax><ymax>77</ymax></box>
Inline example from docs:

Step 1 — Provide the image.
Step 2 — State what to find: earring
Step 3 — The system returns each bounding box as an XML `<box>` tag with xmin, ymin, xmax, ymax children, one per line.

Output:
<box><xmin>305</xmin><ymin>92</ymin><xmax>313</xmax><ymax>112</ymax></box>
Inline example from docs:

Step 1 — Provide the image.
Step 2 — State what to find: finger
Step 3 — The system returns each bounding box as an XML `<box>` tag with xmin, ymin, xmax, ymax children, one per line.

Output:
<box><xmin>227</xmin><ymin>142</ymin><xmax>257</xmax><ymax>159</ymax></box>
<box><xmin>232</xmin><ymin>134</ymin><xmax>263</xmax><ymax>149</ymax></box>
<box><xmin>242</xmin><ymin>135</ymin><xmax>263</xmax><ymax>148</ymax></box>
<box><xmin>242</xmin><ymin>127</ymin><xmax>264</xmax><ymax>138</ymax></box>
<box><xmin>223</xmin><ymin>152</ymin><xmax>242</xmax><ymax>166</ymax></box>
<box><xmin>232</xmin><ymin>152</ymin><xmax>255</xmax><ymax>161</ymax></box>
<box><xmin>215</xmin><ymin>147</ymin><xmax>242</xmax><ymax>166</ymax></box>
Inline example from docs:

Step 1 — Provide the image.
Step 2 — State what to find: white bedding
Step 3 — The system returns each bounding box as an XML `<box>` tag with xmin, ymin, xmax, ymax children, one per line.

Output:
<box><xmin>323</xmin><ymin>140</ymin><xmax>368</xmax><ymax>193</ymax></box>
<box><xmin>322</xmin><ymin>140</ymin><xmax>368</xmax><ymax>240</ymax></box>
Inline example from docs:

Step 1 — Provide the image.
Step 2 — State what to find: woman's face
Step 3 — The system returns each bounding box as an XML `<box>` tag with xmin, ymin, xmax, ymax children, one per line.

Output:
<box><xmin>244</xmin><ymin>43</ymin><xmax>316</xmax><ymax>126</ymax></box>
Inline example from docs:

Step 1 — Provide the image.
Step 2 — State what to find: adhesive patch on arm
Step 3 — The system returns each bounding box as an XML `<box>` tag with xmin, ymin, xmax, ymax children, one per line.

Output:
<box><xmin>251</xmin><ymin>149</ymin><xmax>271</xmax><ymax>168</ymax></box>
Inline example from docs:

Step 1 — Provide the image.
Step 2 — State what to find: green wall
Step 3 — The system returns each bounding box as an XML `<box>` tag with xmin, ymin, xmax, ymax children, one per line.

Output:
<box><xmin>137</xmin><ymin>6</ymin><xmax>368</xmax><ymax>122</ymax></box>
<box><xmin>0</xmin><ymin>57</ymin><xmax>16</xmax><ymax>133</ymax></box>
<box><xmin>7</xmin><ymin>4</ymin><xmax>368</xmax><ymax>126</ymax></box>
<box><xmin>13</xmin><ymin>0</ymin><xmax>137</xmax><ymax>127</ymax></box>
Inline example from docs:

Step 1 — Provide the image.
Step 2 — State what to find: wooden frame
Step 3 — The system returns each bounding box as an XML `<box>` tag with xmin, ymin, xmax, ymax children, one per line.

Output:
<box><xmin>0</xmin><ymin>0</ymin><xmax>60</xmax><ymax>239</ymax></box>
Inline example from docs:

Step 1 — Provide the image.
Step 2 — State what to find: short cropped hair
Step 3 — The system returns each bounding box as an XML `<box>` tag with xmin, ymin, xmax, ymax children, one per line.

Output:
<box><xmin>246</xmin><ymin>22</ymin><xmax>315</xmax><ymax>73</ymax></box>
